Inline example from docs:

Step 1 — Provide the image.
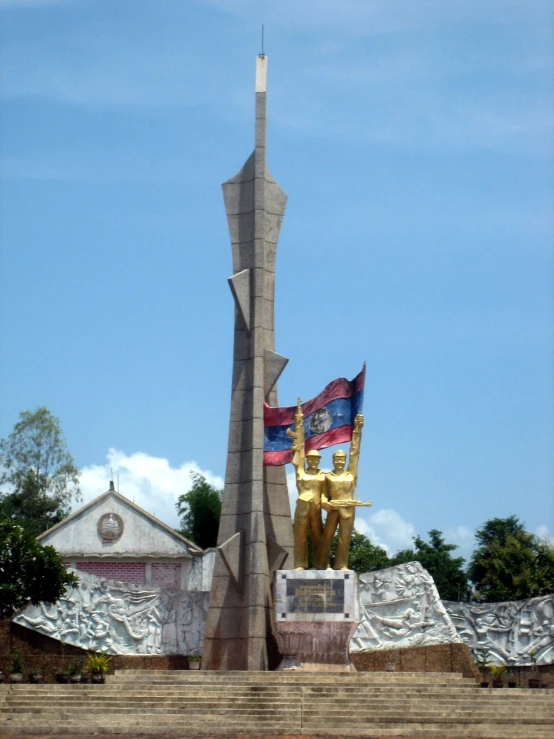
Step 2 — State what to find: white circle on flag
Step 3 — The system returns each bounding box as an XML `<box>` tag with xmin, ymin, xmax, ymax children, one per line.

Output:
<box><xmin>309</xmin><ymin>407</ymin><xmax>333</xmax><ymax>434</ymax></box>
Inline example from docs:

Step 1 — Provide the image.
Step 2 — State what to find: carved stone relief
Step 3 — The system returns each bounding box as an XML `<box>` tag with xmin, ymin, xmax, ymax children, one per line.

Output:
<box><xmin>350</xmin><ymin>562</ymin><xmax>461</xmax><ymax>652</ymax></box>
<box><xmin>443</xmin><ymin>595</ymin><xmax>554</xmax><ymax>666</ymax></box>
<box><xmin>14</xmin><ymin>559</ymin><xmax>554</xmax><ymax>665</ymax></box>
<box><xmin>14</xmin><ymin>570</ymin><xmax>208</xmax><ymax>656</ymax></box>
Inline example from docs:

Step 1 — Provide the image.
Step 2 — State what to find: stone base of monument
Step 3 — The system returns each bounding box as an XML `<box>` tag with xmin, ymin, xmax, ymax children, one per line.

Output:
<box><xmin>273</xmin><ymin>569</ymin><xmax>360</xmax><ymax>672</ymax></box>
<box><xmin>273</xmin><ymin>620</ymin><xmax>360</xmax><ymax>671</ymax></box>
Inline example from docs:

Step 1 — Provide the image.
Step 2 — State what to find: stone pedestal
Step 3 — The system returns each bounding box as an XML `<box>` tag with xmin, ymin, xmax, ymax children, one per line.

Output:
<box><xmin>273</xmin><ymin>570</ymin><xmax>360</xmax><ymax>672</ymax></box>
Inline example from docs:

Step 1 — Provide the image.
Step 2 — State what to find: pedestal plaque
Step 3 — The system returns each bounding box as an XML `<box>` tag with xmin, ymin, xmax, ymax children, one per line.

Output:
<box><xmin>273</xmin><ymin>570</ymin><xmax>360</xmax><ymax>671</ymax></box>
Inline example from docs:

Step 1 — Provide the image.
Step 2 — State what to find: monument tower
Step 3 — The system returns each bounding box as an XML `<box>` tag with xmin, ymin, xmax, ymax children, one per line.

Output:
<box><xmin>202</xmin><ymin>55</ymin><xmax>294</xmax><ymax>670</ymax></box>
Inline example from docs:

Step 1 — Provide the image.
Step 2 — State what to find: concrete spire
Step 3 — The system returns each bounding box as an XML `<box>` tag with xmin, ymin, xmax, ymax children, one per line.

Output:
<box><xmin>202</xmin><ymin>56</ymin><xmax>293</xmax><ymax>671</ymax></box>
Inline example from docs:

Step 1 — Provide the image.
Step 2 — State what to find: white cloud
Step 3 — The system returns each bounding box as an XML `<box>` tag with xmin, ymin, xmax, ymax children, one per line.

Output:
<box><xmin>79</xmin><ymin>449</ymin><xmax>223</xmax><ymax>531</ymax></box>
<box><xmin>115</xmin><ymin>459</ymin><xmax>548</xmax><ymax>563</ymax></box>
<box><xmin>356</xmin><ymin>508</ymin><xmax>417</xmax><ymax>554</ymax></box>
<box><xmin>536</xmin><ymin>525</ymin><xmax>553</xmax><ymax>544</ymax></box>
<box><xmin>443</xmin><ymin>525</ymin><xmax>475</xmax><ymax>561</ymax></box>
<box><xmin>288</xmin><ymin>467</ymin><xmax>417</xmax><ymax>556</ymax></box>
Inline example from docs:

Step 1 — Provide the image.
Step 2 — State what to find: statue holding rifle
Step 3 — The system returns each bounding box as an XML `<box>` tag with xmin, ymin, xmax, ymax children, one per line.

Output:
<box><xmin>313</xmin><ymin>414</ymin><xmax>370</xmax><ymax>571</ymax></box>
<box><xmin>288</xmin><ymin>404</ymin><xmax>371</xmax><ymax>571</ymax></box>
<box><xmin>287</xmin><ymin>401</ymin><xmax>325</xmax><ymax>570</ymax></box>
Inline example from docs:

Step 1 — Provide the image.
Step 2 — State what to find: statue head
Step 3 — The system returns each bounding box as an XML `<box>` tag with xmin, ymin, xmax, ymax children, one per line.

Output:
<box><xmin>305</xmin><ymin>450</ymin><xmax>321</xmax><ymax>470</ymax></box>
<box><xmin>332</xmin><ymin>450</ymin><xmax>347</xmax><ymax>471</ymax></box>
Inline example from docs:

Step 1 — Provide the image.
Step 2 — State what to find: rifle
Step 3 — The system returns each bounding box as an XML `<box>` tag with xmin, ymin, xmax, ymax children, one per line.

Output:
<box><xmin>327</xmin><ymin>499</ymin><xmax>372</xmax><ymax>509</ymax></box>
<box><xmin>285</xmin><ymin>398</ymin><xmax>304</xmax><ymax>468</ymax></box>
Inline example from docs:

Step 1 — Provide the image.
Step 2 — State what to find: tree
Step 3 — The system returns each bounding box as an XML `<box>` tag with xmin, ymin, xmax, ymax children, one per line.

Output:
<box><xmin>0</xmin><ymin>471</ymin><xmax>68</xmax><ymax>538</ymax></box>
<box><xmin>176</xmin><ymin>473</ymin><xmax>222</xmax><ymax>549</ymax></box>
<box><xmin>390</xmin><ymin>529</ymin><xmax>471</xmax><ymax>601</ymax></box>
<box><xmin>0</xmin><ymin>520</ymin><xmax>78</xmax><ymax>619</ymax></box>
<box><xmin>468</xmin><ymin>516</ymin><xmax>554</xmax><ymax>602</ymax></box>
<box><xmin>328</xmin><ymin>531</ymin><xmax>391</xmax><ymax>574</ymax></box>
<box><xmin>0</xmin><ymin>407</ymin><xmax>80</xmax><ymax>536</ymax></box>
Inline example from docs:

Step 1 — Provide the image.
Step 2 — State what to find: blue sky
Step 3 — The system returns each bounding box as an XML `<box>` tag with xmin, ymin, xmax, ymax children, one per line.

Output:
<box><xmin>1</xmin><ymin>0</ymin><xmax>552</xmax><ymax>560</ymax></box>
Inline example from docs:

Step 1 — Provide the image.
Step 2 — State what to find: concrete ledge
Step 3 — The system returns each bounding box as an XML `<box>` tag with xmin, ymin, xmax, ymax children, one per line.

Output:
<box><xmin>351</xmin><ymin>642</ymin><xmax>481</xmax><ymax>680</ymax></box>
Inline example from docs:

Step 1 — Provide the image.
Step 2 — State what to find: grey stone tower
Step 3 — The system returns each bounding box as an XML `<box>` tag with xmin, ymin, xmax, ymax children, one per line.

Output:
<box><xmin>202</xmin><ymin>56</ymin><xmax>294</xmax><ymax>671</ymax></box>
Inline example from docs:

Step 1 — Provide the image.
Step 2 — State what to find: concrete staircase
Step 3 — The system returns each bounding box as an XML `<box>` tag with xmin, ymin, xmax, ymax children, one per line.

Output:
<box><xmin>1</xmin><ymin>669</ymin><xmax>553</xmax><ymax>737</ymax></box>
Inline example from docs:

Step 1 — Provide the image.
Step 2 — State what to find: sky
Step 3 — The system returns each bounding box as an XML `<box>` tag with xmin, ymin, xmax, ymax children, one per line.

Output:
<box><xmin>1</xmin><ymin>0</ymin><xmax>553</xmax><ymax>562</ymax></box>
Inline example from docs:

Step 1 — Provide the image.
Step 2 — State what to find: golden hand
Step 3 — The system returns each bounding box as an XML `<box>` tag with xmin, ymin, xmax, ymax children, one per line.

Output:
<box><xmin>286</xmin><ymin>427</ymin><xmax>298</xmax><ymax>450</ymax></box>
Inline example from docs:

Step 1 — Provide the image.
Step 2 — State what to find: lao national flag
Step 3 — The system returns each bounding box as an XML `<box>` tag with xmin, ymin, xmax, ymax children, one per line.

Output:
<box><xmin>263</xmin><ymin>364</ymin><xmax>366</xmax><ymax>466</ymax></box>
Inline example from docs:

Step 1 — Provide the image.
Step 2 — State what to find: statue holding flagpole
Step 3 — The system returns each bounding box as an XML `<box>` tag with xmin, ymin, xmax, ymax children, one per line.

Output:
<box><xmin>313</xmin><ymin>413</ymin><xmax>369</xmax><ymax>570</ymax></box>
<box><xmin>287</xmin><ymin>400</ymin><xmax>325</xmax><ymax>570</ymax></box>
<box><xmin>265</xmin><ymin>365</ymin><xmax>371</xmax><ymax>571</ymax></box>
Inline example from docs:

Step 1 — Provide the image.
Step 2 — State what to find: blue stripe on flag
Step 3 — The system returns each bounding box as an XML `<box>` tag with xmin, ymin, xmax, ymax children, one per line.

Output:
<box><xmin>263</xmin><ymin>391</ymin><xmax>364</xmax><ymax>453</ymax></box>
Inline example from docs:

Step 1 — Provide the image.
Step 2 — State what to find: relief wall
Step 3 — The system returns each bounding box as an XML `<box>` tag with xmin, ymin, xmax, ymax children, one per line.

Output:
<box><xmin>444</xmin><ymin>595</ymin><xmax>554</xmax><ymax>666</ymax></box>
<box><xmin>14</xmin><ymin>562</ymin><xmax>553</xmax><ymax>665</ymax></box>
<box><xmin>350</xmin><ymin>562</ymin><xmax>461</xmax><ymax>652</ymax></box>
<box><xmin>13</xmin><ymin>571</ymin><xmax>208</xmax><ymax>656</ymax></box>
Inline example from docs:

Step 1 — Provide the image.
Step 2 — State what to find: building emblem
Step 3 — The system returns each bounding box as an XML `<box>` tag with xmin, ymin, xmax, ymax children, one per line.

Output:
<box><xmin>97</xmin><ymin>512</ymin><xmax>123</xmax><ymax>542</ymax></box>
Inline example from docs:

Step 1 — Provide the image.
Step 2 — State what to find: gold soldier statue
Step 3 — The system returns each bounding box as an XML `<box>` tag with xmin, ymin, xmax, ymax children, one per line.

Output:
<box><xmin>287</xmin><ymin>400</ymin><xmax>325</xmax><ymax>570</ymax></box>
<box><xmin>314</xmin><ymin>414</ymin><xmax>370</xmax><ymax>570</ymax></box>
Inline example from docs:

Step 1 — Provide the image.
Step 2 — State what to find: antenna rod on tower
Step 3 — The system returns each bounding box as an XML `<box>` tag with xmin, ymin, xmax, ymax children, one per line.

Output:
<box><xmin>260</xmin><ymin>24</ymin><xmax>264</xmax><ymax>57</ymax></box>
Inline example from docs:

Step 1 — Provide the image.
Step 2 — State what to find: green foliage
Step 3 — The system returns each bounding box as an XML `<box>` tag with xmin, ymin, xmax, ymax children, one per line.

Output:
<box><xmin>0</xmin><ymin>471</ymin><xmax>68</xmax><ymax>538</ymax></box>
<box><xmin>329</xmin><ymin>531</ymin><xmax>391</xmax><ymax>574</ymax></box>
<box><xmin>0</xmin><ymin>408</ymin><xmax>80</xmax><ymax>536</ymax></box>
<box><xmin>87</xmin><ymin>653</ymin><xmax>111</xmax><ymax>675</ymax></box>
<box><xmin>473</xmin><ymin>648</ymin><xmax>492</xmax><ymax>671</ymax></box>
<box><xmin>468</xmin><ymin>516</ymin><xmax>554</xmax><ymax>602</ymax></box>
<box><xmin>176</xmin><ymin>473</ymin><xmax>222</xmax><ymax>550</ymax></box>
<box><xmin>489</xmin><ymin>664</ymin><xmax>506</xmax><ymax>678</ymax></box>
<box><xmin>68</xmin><ymin>658</ymin><xmax>83</xmax><ymax>676</ymax></box>
<box><xmin>390</xmin><ymin>529</ymin><xmax>471</xmax><ymax>601</ymax></box>
<box><xmin>9</xmin><ymin>650</ymin><xmax>24</xmax><ymax>673</ymax></box>
<box><xmin>0</xmin><ymin>519</ymin><xmax>78</xmax><ymax>619</ymax></box>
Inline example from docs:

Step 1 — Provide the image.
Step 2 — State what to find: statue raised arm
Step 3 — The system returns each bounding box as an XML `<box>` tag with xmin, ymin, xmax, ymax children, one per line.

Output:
<box><xmin>286</xmin><ymin>400</ymin><xmax>325</xmax><ymax>570</ymax></box>
<box><xmin>287</xmin><ymin>399</ymin><xmax>305</xmax><ymax>472</ymax></box>
<box><xmin>348</xmin><ymin>413</ymin><xmax>364</xmax><ymax>481</ymax></box>
<box><xmin>314</xmin><ymin>414</ymin><xmax>371</xmax><ymax>570</ymax></box>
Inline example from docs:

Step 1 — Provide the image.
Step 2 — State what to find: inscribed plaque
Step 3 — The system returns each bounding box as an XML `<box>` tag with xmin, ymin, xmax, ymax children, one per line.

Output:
<box><xmin>286</xmin><ymin>579</ymin><xmax>344</xmax><ymax>614</ymax></box>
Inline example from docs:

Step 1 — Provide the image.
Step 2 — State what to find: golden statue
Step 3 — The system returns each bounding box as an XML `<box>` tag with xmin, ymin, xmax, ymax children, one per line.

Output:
<box><xmin>287</xmin><ymin>400</ymin><xmax>325</xmax><ymax>570</ymax></box>
<box><xmin>313</xmin><ymin>414</ymin><xmax>370</xmax><ymax>570</ymax></box>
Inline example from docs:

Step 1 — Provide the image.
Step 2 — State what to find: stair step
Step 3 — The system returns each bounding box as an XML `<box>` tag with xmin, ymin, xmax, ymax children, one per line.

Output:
<box><xmin>6</xmin><ymin>695</ymin><xmax>551</xmax><ymax>705</ymax></box>
<box><xmin>2</xmin><ymin>718</ymin><xmax>553</xmax><ymax>738</ymax></box>
<box><xmin>2</xmin><ymin>668</ymin><xmax>551</xmax><ymax>738</ymax></box>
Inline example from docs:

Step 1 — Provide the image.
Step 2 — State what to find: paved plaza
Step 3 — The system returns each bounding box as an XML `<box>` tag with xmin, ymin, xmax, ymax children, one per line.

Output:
<box><xmin>3</xmin><ymin>735</ymin><xmax>544</xmax><ymax>739</ymax></box>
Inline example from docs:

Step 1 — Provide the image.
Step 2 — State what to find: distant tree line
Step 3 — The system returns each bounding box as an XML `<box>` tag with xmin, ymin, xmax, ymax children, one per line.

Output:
<box><xmin>336</xmin><ymin>520</ymin><xmax>554</xmax><ymax>602</ymax></box>
<box><xmin>176</xmin><ymin>476</ymin><xmax>554</xmax><ymax>603</ymax></box>
<box><xmin>1</xmin><ymin>408</ymin><xmax>553</xmax><ymax>619</ymax></box>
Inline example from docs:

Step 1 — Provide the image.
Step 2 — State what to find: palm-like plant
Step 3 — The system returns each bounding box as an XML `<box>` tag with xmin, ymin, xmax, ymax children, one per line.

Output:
<box><xmin>87</xmin><ymin>653</ymin><xmax>111</xmax><ymax>675</ymax></box>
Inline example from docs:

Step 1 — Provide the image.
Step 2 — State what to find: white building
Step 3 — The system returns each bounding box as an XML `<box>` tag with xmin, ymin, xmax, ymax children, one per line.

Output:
<box><xmin>38</xmin><ymin>481</ymin><xmax>215</xmax><ymax>592</ymax></box>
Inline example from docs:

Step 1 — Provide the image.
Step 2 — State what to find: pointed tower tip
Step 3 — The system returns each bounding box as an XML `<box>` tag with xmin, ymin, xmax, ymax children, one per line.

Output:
<box><xmin>256</xmin><ymin>55</ymin><xmax>267</xmax><ymax>92</ymax></box>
